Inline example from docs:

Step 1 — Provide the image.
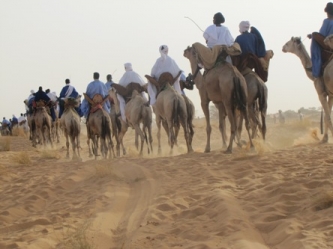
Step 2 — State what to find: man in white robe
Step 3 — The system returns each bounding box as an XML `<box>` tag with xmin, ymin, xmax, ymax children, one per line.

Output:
<box><xmin>117</xmin><ymin>63</ymin><xmax>147</xmax><ymax>122</ymax></box>
<box><xmin>148</xmin><ymin>45</ymin><xmax>183</xmax><ymax>106</ymax></box>
<box><xmin>203</xmin><ymin>12</ymin><xmax>234</xmax><ymax>63</ymax></box>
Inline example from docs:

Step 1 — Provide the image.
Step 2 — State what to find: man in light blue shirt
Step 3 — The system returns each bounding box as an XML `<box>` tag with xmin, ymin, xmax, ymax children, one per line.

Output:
<box><xmin>105</xmin><ymin>74</ymin><xmax>115</xmax><ymax>91</ymax></box>
<box><xmin>81</xmin><ymin>72</ymin><xmax>110</xmax><ymax>118</ymax></box>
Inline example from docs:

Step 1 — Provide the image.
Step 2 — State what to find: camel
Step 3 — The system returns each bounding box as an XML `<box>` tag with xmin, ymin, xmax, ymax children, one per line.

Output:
<box><xmin>183</xmin><ymin>46</ymin><xmax>254</xmax><ymax>153</ymax></box>
<box><xmin>109</xmin><ymin>88</ymin><xmax>153</xmax><ymax>156</ymax></box>
<box><xmin>235</xmin><ymin>70</ymin><xmax>268</xmax><ymax>140</ymax></box>
<box><xmin>83</xmin><ymin>93</ymin><xmax>115</xmax><ymax>159</ymax></box>
<box><xmin>282</xmin><ymin>37</ymin><xmax>333</xmax><ymax>142</ymax></box>
<box><xmin>60</xmin><ymin>98</ymin><xmax>81</xmax><ymax>160</ymax></box>
<box><xmin>32</xmin><ymin>101</ymin><xmax>53</xmax><ymax>148</ymax></box>
<box><xmin>145</xmin><ymin>72</ymin><xmax>193</xmax><ymax>154</ymax></box>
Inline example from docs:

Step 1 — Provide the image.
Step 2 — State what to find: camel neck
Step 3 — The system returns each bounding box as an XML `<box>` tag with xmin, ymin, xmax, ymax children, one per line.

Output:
<box><xmin>296</xmin><ymin>43</ymin><xmax>314</xmax><ymax>80</ymax></box>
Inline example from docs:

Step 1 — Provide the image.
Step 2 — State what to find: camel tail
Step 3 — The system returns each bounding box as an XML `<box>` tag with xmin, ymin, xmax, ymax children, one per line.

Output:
<box><xmin>69</xmin><ymin>118</ymin><xmax>80</xmax><ymax>138</ymax></box>
<box><xmin>233</xmin><ymin>76</ymin><xmax>247</xmax><ymax>114</ymax></box>
<box><xmin>258</xmin><ymin>83</ymin><xmax>267</xmax><ymax>113</ymax></box>
<box><xmin>172</xmin><ymin>97</ymin><xmax>179</xmax><ymax>127</ymax></box>
<box><xmin>101</xmin><ymin>115</ymin><xmax>108</xmax><ymax>139</ymax></box>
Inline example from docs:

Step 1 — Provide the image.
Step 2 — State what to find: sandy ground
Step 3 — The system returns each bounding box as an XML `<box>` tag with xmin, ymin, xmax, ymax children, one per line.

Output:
<box><xmin>1</xmin><ymin>116</ymin><xmax>333</xmax><ymax>249</ymax></box>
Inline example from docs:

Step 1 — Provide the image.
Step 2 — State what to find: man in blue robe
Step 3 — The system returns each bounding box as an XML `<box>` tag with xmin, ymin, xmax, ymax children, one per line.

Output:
<box><xmin>105</xmin><ymin>74</ymin><xmax>115</xmax><ymax>91</ymax></box>
<box><xmin>80</xmin><ymin>72</ymin><xmax>110</xmax><ymax>118</ymax></box>
<box><xmin>308</xmin><ymin>2</ymin><xmax>333</xmax><ymax>78</ymax></box>
<box><xmin>34</xmin><ymin>86</ymin><xmax>56</xmax><ymax>122</ymax></box>
<box><xmin>59</xmin><ymin>79</ymin><xmax>82</xmax><ymax>118</ymax></box>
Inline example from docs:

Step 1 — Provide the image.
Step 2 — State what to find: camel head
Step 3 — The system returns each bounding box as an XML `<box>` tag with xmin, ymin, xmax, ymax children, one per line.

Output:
<box><xmin>183</xmin><ymin>46</ymin><xmax>195</xmax><ymax>59</ymax></box>
<box><xmin>324</xmin><ymin>34</ymin><xmax>333</xmax><ymax>50</ymax></box>
<box><xmin>64</xmin><ymin>97</ymin><xmax>80</xmax><ymax>108</ymax></box>
<box><xmin>282</xmin><ymin>37</ymin><xmax>302</xmax><ymax>54</ymax></box>
<box><xmin>108</xmin><ymin>88</ymin><xmax>120</xmax><ymax>114</ymax></box>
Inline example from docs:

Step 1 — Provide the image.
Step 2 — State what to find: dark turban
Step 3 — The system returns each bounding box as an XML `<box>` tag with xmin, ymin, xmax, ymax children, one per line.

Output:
<box><xmin>65</xmin><ymin>79</ymin><xmax>70</xmax><ymax>84</ymax></box>
<box><xmin>214</xmin><ymin>12</ymin><xmax>225</xmax><ymax>24</ymax></box>
<box><xmin>325</xmin><ymin>2</ymin><xmax>333</xmax><ymax>15</ymax></box>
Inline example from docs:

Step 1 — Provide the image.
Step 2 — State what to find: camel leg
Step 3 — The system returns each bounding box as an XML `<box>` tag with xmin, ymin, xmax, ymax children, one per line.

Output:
<box><xmin>161</xmin><ymin>120</ymin><xmax>170</xmax><ymax>146</ymax></box>
<box><xmin>135</xmin><ymin>129</ymin><xmax>139</xmax><ymax>150</ymax></box>
<box><xmin>201</xmin><ymin>101</ymin><xmax>212</xmax><ymax>153</ymax></box>
<box><xmin>76</xmin><ymin>134</ymin><xmax>81</xmax><ymax>160</ymax></box>
<box><xmin>65</xmin><ymin>131</ymin><xmax>70</xmax><ymax>159</ymax></box>
<box><xmin>147</xmin><ymin>123</ymin><xmax>153</xmax><ymax>154</ymax></box>
<box><xmin>242</xmin><ymin>108</ymin><xmax>255</xmax><ymax>151</ymax></box>
<box><xmin>315</xmin><ymin>78</ymin><xmax>333</xmax><ymax>141</ymax></box>
<box><xmin>134</xmin><ymin>124</ymin><xmax>145</xmax><ymax>156</ymax></box>
<box><xmin>322</xmin><ymin>97</ymin><xmax>333</xmax><ymax>143</ymax></box>
<box><xmin>70</xmin><ymin>135</ymin><xmax>77</xmax><ymax>160</ymax></box>
<box><xmin>167</xmin><ymin>119</ymin><xmax>175</xmax><ymax>155</ymax></box>
<box><xmin>180</xmin><ymin>115</ymin><xmax>193</xmax><ymax>153</ymax></box>
<box><xmin>216</xmin><ymin>103</ymin><xmax>228</xmax><ymax>148</ymax></box>
<box><xmin>174</xmin><ymin>122</ymin><xmax>180</xmax><ymax>146</ymax></box>
<box><xmin>156</xmin><ymin>116</ymin><xmax>162</xmax><ymax>155</ymax></box>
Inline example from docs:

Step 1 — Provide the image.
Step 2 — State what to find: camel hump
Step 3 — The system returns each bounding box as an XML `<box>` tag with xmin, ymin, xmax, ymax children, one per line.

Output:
<box><xmin>112</xmin><ymin>84</ymin><xmax>128</xmax><ymax>97</ymax></box>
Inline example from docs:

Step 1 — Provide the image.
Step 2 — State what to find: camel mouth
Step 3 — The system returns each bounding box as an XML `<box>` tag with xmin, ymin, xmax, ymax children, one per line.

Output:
<box><xmin>282</xmin><ymin>47</ymin><xmax>287</xmax><ymax>53</ymax></box>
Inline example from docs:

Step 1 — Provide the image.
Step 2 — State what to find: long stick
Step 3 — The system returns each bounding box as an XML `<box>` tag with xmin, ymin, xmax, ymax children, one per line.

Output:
<box><xmin>184</xmin><ymin>16</ymin><xmax>204</xmax><ymax>33</ymax></box>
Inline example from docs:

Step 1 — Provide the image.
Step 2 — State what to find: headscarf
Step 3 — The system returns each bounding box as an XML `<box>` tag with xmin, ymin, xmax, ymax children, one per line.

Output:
<box><xmin>30</xmin><ymin>89</ymin><xmax>35</xmax><ymax>94</ymax></box>
<box><xmin>124</xmin><ymin>62</ymin><xmax>133</xmax><ymax>71</ymax></box>
<box><xmin>239</xmin><ymin>21</ymin><xmax>250</xmax><ymax>33</ymax></box>
<box><xmin>159</xmin><ymin>45</ymin><xmax>169</xmax><ymax>60</ymax></box>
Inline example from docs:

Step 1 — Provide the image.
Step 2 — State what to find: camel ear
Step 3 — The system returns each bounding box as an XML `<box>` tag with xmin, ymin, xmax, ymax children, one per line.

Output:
<box><xmin>83</xmin><ymin>93</ymin><xmax>94</xmax><ymax>105</ymax></box>
<box><xmin>173</xmin><ymin>71</ymin><xmax>182</xmax><ymax>84</ymax></box>
<box><xmin>145</xmin><ymin>75</ymin><xmax>159</xmax><ymax>88</ymax></box>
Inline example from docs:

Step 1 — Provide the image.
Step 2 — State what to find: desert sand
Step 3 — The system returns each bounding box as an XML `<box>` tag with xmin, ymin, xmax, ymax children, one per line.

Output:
<box><xmin>1</xmin><ymin>114</ymin><xmax>333</xmax><ymax>249</ymax></box>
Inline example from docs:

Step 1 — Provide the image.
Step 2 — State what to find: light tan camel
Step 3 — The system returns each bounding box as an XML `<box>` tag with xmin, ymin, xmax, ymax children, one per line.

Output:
<box><xmin>183</xmin><ymin>46</ymin><xmax>254</xmax><ymax>153</ymax></box>
<box><xmin>83</xmin><ymin>93</ymin><xmax>115</xmax><ymax>159</ymax></box>
<box><xmin>32</xmin><ymin>101</ymin><xmax>53</xmax><ymax>148</ymax></box>
<box><xmin>108</xmin><ymin>82</ymin><xmax>148</xmax><ymax>157</ymax></box>
<box><xmin>282</xmin><ymin>37</ymin><xmax>333</xmax><ymax>142</ymax></box>
<box><xmin>145</xmin><ymin>72</ymin><xmax>193</xmax><ymax>154</ymax></box>
<box><xmin>110</xmin><ymin>88</ymin><xmax>153</xmax><ymax>156</ymax></box>
<box><xmin>51</xmin><ymin>107</ymin><xmax>60</xmax><ymax>144</ymax></box>
<box><xmin>60</xmin><ymin>98</ymin><xmax>81</xmax><ymax>160</ymax></box>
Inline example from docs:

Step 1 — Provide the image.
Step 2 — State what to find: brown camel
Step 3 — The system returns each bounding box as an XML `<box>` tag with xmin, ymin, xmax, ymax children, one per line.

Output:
<box><xmin>83</xmin><ymin>93</ymin><xmax>115</xmax><ymax>159</ymax></box>
<box><xmin>235</xmin><ymin>69</ymin><xmax>268</xmax><ymax>140</ymax></box>
<box><xmin>109</xmin><ymin>85</ymin><xmax>153</xmax><ymax>156</ymax></box>
<box><xmin>145</xmin><ymin>72</ymin><xmax>193</xmax><ymax>154</ymax></box>
<box><xmin>32</xmin><ymin>101</ymin><xmax>53</xmax><ymax>148</ymax></box>
<box><xmin>60</xmin><ymin>98</ymin><xmax>81</xmax><ymax>160</ymax></box>
<box><xmin>282</xmin><ymin>37</ymin><xmax>333</xmax><ymax>142</ymax></box>
<box><xmin>183</xmin><ymin>46</ymin><xmax>254</xmax><ymax>153</ymax></box>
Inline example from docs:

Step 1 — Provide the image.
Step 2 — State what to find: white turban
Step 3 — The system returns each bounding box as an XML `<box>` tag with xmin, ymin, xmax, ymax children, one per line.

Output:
<box><xmin>159</xmin><ymin>45</ymin><xmax>168</xmax><ymax>60</ymax></box>
<box><xmin>30</xmin><ymin>89</ymin><xmax>35</xmax><ymax>94</ymax></box>
<box><xmin>124</xmin><ymin>62</ymin><xmax>133</xmax><ymax>71</ymax></box>
<box><xmin>239</xmin><ymin>21</ymin><xmax>250</xmax><ymax>33</ymax></box>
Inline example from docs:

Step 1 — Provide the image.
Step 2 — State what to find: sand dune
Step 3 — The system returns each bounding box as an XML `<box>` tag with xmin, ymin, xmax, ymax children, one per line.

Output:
<box><xmin>1</xmin><ymin>117</ymin><xmax>333</xmax><ymax>249</ymax></box>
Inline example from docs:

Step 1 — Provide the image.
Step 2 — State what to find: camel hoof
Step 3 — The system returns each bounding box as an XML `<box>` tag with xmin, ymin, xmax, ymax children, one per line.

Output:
<box><xmin>224</xmin><ymin>149</ymin><xmax>232</xmax><ymax>154</ymax></box>
<box><xmin>321</xmin><ymin>134</ymin><xmax>328</xmax><ymax>143</ymax></box>
<box><xmin>89</xmin><ymin>154</ymin><xmax>93</xmax><ymax>158</ymax></box>
<box><xmin>204</xmin><ymin>148</ymin><xmax>210</xmax><ymax>153</ymax></box>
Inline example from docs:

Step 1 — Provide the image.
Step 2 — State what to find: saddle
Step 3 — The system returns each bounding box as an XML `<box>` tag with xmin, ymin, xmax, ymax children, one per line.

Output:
<box><xmin>112</xmin><ymin>82</ymin><xmax>145</xmax><ymax>104</ymax></box>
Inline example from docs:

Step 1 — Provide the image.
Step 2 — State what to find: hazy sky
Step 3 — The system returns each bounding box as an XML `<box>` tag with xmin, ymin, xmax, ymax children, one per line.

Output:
<box><xmin>0</xmin><ymin>0</ymin><xmax>329</xmax><ymax>119</ymax></box>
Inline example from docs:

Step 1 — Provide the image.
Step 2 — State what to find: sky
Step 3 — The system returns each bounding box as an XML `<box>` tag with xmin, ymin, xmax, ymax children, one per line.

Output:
<box><xmin>0</xmin><ymin>0</ymin><xmax>329</xmax><ymax>119</ymax></box>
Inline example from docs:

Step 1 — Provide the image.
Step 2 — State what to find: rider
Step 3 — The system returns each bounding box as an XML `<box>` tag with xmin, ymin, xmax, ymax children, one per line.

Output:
<box><xmin>147</xmin><ymin>45</ymin><xmax>183</xmax><ymax>106</ymax></box>
<box><xmin>1</xmin><ymin>117</ymin><xmax>11</xmax><ymax>134</ymax></box>
<box><xmin>203</xmin><ymin>12</ymin><xmax>234</xmax><ymax>64</ymax></box>
<box><xmin>308</xmin><ymin>2</ymin><xmax>333</xmax><ymax>82</ymax></box>
<box><xmin>34</xmin><ymin>86</ymin><xmax>56</xmax><ymax>122</ymax></box>
<box><xmin>59</xmin><ymin>79</ymin><xmax>81</xmax><ymax>118</ymax></box>
<box><xmin>117</xmin><ymin>62</ymin><xmax>147</xmax><ymax>123</ymax></box>
<box><xmin>105</xmin><ymin>74</ymin><xmax>115</xmax><ymax>91</ymax></box>
<box><xmin>80</xmin><ymin>72</ymin><xmax>110</xmax><ymax>119</ymax></box>
<box><xmin>233</xmin><ymin>21</ymin><xmax>269</xmax><ymax>81</ymax></box>
<box><xmin>25</xmin><ymin>90</ymin><xmax>35</xmax><ymax>115</ymax></box>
